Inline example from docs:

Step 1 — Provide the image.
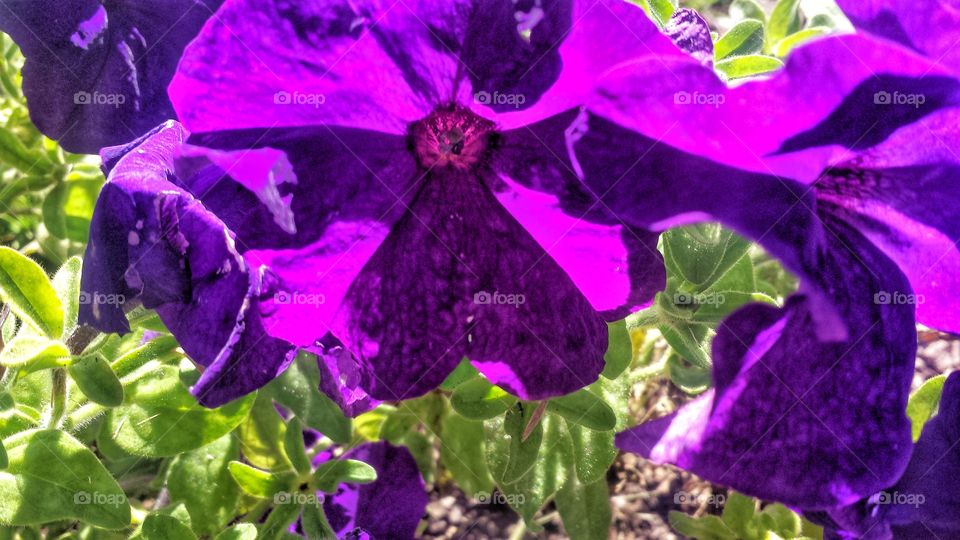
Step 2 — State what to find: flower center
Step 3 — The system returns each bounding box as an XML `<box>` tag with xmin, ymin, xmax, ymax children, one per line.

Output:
<box><xmin>411</xmin><ymin>105</ymin><xmax>495</xmax><ymax>170</ymax></box>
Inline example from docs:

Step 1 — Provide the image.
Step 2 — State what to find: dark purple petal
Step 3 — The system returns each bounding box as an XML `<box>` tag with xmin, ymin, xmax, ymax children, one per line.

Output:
<box><xmin>664</xmin><ymin>8</ymin><xmax>713</xmax><ymax>66</ymax></box>
<box><xmin>815</xmin><ymin>109</ymin><xmax>960</xmax><ymax>334</ymax></box>
<box><xmin>616</xmin><ymin>220</ymin><xmax>916</xmax><ymax>508</ymax></box>
<box><xmin>323</xmin><ymin>442</ymin><xmax>427</xmax><ymax>540</ymax></box>
<box><xmin>331</xmin><ymin>167</ymin><xmax>607</xmax><ymax>401</ymax></box>
<box><xmin>836</xmin><ymin>0</ymin><xmax>960</xmax><ymax>75</ymax></box>
<box><xmin>0</xmin><ymin>0</ymin><xmax>222</xmax><ymax>153</ymax></box>
<box><xmin>311</xmin><ymin>338</ymin><xmax>379</xmax><ymax>418</ymax></box>
<box><xmin>492</xmin><ymin>110</ymin><xmax>666</xmax><ymax>318</ymax></box>
<box><xmin>570</xmin><ymin>115</ymin><xmax>916</xmax><ymax>507</ymax></box>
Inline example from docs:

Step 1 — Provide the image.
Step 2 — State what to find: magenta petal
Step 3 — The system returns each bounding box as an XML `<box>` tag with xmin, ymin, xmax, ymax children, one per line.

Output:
<box><xmin>586</xmin><ymin>33</ymin><xmax>959</xmax><ymax>180</ymax></box>
<box><xmin>837</xmin><ymin>0</ymin><xmax>960</xmax><ymax>75</ymax></box>
<box><xmin>332</xmin><ymin>169</ymin><xmax>606</xmax><ymax>401</ymax></box>
<box><xmin>492</xmin><ymin>110</ymin><xmax>665</xmax><ymax>317</ymax></box>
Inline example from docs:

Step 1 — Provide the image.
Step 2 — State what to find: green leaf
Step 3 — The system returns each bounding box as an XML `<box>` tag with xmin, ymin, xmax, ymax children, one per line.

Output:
<box><xmin>68</xmin><ymin>354</ymin><xmax>123</xmax><ymax>407</ymax></box>
<box><xmin>451</xmin><ymin>377</ymin><xmax>516</xmax><ymax>420</ymax></box>
<box><xmin>283</xmin><ymin>418</ymin><xmax>312</xmax><ymax>475</ymax></box>
<box><xmin>131</xmin><ymin>514</ymin><xmax>197</xmax><ymax>540</ymax></box>
<box><xmin>267</xmin><ymin>351</ymin><xmax>351</xmax><ymax>443</ymax></box>
<box><xmin>41</xmin><ymin>179</ymin><xmax>102</xmax><ymax>242</ymax></box>
<box><xmin>108</xmin><ymin>334</ymin><xmax>180</xmax><ymax>378</ymax></box>
<box><xmin>260</xmin><ymin>498</ymin><xmax>302</xmax><ymax>540</ymax></box>
<box><xmin>730</xmin><ymin>0</ymin><xmax>766</xmax><ymax>25</ymax></box>
<box><xmin>440</xmin><ymin>411</ymin><xmax>494</xmax><ymax>498</ymax></box>
<box><xmin>0</xmin><ymin>429</ymin><xmax>130</xmax><ymax>529</ymax></box>
<box><xmin>692</xmin><ymin>255</ymin><xmax>757</xmax><ymax>323</ymax></box>
<box><xmin>236</xmin><ymin>393</ymin><xmax>294</xmax><ymax>471</ymax></box>
<box><xmin>490</xmin><ymin>413</ymin><xmax>573</xmax><ymax>526</ymax></box>
<box><xmin>213</xmin><ymin>524</ymin><xmax>258</xmax><ymax>540</ymax></box>
<box><xmin>440</xmin><ymin>358</ymin><xmax>479</xmax><ymax>390</ymax></box>
<box><xmin>52</xmin><ymin>257</ymin><xmax>82</xmax><ymax>340</ymax></box>
<box><xmin>227</xmin><ymin>462</ymin><xmax>297</xmax><ymax>498</ymax></box>
<box><xmin>166</xmin><ymin>435</ymin><xmax>241</xmax><ymax>536</ymax></box>
<box><xmin>301</xmin><ymin>501</ymin><xmax>336</xmax><ymax>540</ymax></box>
<box><xmin>644</xmin><ymin>0</ymin><xmax>677</xmax><ymax>29</ymax></box>
<box><xmin>715</xmin><ymin>54</ymin><xmax>784</xmax><ymax>80</ymax></box>
<box><xmin>721</xmin><ymin>492</ymin><xmax>759</xmax><ymax>540</ymax></box>
<box><xmin>0</xmin><ymin>129</ymin><xmax>56</xmax><ymax>174</ymax></box>
<box><xmin>663</xmin><ymin>225</ymin><xmax>752</xmax><ymax>289</ymax></box>
<box><xmin>565</xmin><ymin>420</ymin><xmax>617</xmax><ymax>483</ymax></box>
<box><xmin>104</xmin><ymin>364</ymin><xmax>254</xmax><ymax>456</ymax></box>
<box><xmin>668</xmin><ymin>511</ymin><xmax>737</xmax><ymax>540</ymax></box>
<box><xmin>485</xmin><ymin>404</ymin><xmax>544</xmax><ymax>486</ymax></box>
<box><xmin>758</xmin><ymin>503</ymin><xmax>802</xmax><ymax>538</ymax></box>
<box><xmin>0</xmin><ymin>247</ymin><xmax>63</xmax><ymax>338</ymax></box>
<box><xmin>547</xmin><ymin>390</ymin><xmax>617</xmax><ymax>431</ymax></box>
<box><xmin>659</xmin><ymin>322</ymin><xmax>711</xmax><ymax>369</ymax></box>
<box><xmin>667</xmin><ymin>353</ymin><xmax>712</xmax><ymax>394</ymax></box>
<box><xmin>0</xmin><ymin>440</ymin><xmax>6</xmax><ymax>469</ymax></box>
<box><xmin>907</xmin><ymin>375</ymin><xmax>947</xmax><ymax>441</ymax></box>
<box><xmin>772</xmin><ymin>26</ymin><xmax>831</xmax><ymax>57</ymax></box>
<box><xmin>765</xmin><ymin>0</ymin><xmax>802</xmax><ymax>50</ymax></box>
<box><xmin>0</xmin><ymin>334</ymin><xmax>69</xmax><ymax>371</ymax></box>
<box><xmin>555</xmin><ymin>476</ymin><xmax>611</xmax><ymax>540</ymax></box>
<box><xmin>601</xmin><ymin>319</ymin><xmax>632</xmax><ymax>379</ymax></box>
<box><xmin>312</xmin><ymin>459</ymin><xmax>378</xmax><ymax>493</ymax></box>
<box><xmin>715</xmin><ymin>20</ymin><xmax>765</xmax><ymax>60</ymax></box>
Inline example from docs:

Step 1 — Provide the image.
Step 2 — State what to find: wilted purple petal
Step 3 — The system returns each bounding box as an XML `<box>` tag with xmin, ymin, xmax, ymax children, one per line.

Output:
<box><xmin>664</xmin><ymin>8</ymin><xmax>713</xmax><ymax>66</ymax></box>
<box><xmin>80</xmin><ymin>122</ymin><xmax>297</xmax><ymax>406</ymax></box>
<box><xmin>323</xmin><ymin>442</ymin><xmax>427</xmax><ymax>540</ymax></box>
<box><xmin>0</xmin><ymin>0</ymin><xmax>222</xmax><ymax>153</ymax></box>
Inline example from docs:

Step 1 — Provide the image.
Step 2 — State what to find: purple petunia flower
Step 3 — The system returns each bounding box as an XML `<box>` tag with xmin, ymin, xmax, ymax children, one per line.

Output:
<box><xmin>612</xmin><ymin>2</ymin><xmax>960</xmax><ymax>510</ymax></box>
<box><xmin>79</xmin><ymin>0</ymin><xmax>699</xmax><ymax>408</ymax></box>
<box><xmin>808</xmin><ymin>372</ymin><xmax>960</xmax><ymax>539</ymax></box>
<box><xmin>0</xmin><ymin>0</ymin><xmax>223</xmax><ymax>153</ymax></box>
<box><xmin>320</xmin><ymin>442</ymin><xmax>427</xmax><ymax>540</ymax></box>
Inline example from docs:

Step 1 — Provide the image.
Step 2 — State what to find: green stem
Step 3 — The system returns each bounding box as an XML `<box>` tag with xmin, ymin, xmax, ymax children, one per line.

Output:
<box><xmin>47</xmin><ymin>368</ymin><xmax>67</xmax><ymax>428</ymax></box>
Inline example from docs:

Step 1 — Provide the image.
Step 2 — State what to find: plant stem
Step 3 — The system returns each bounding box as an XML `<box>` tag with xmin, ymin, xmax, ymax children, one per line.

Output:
<box><xmin>47</xmin><ymin>368</ymin><xmax>67</xmax><ymax>428</ymax></box>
